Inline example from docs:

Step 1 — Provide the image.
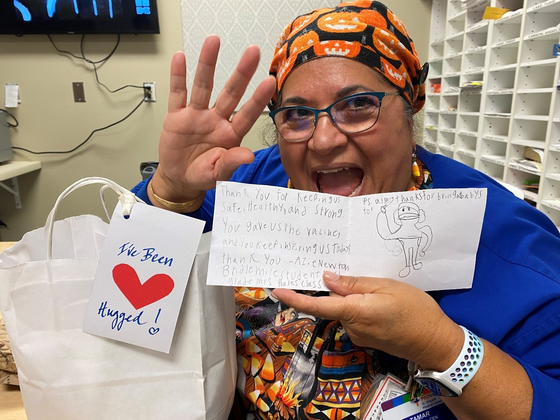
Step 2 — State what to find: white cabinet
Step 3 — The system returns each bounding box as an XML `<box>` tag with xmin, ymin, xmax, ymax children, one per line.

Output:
<box><xmin>425</xmin><ymin>0</ymin><xmax>560</xmax><ymax>230</ymax></box>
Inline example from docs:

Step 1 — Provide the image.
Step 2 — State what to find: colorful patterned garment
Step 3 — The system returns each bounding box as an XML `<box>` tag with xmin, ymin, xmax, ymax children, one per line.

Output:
<box><xmin>230</xmin><ymin>287</ymin><xmax>402</xmax><ymax>420</ymax></box>
<box><xmin>269</xmin><ymin>0</ymin><xmax>428</xmax><ymax>114</ymax></box>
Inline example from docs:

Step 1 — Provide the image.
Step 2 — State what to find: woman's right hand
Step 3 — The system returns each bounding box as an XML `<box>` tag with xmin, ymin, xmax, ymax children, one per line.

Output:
<box><xmin>150</xmin><ymin>35</ymin><xmax>276</xmax><ymax>207</ymax></box>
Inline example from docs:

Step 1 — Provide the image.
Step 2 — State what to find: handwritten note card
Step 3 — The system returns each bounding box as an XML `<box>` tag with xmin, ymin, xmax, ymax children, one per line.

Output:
<box><xmin>83</xmin><ymin>202</ymin><xmax>205</xmax><ymax>353</ymax></box>
<box><xmin>208</xmin><ymin>182</ymin><xmax>487</xmax><ymax>291</ymax></box>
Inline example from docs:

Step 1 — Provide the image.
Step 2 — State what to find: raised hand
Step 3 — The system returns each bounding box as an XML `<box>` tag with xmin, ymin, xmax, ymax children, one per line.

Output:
<box><xmin>151</xmin><ymin>35</ymin><xmax>276</xmax><ymax>205</ymax></box>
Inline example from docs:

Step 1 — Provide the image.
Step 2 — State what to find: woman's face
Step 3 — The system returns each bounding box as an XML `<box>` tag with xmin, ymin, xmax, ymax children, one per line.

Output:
<box><xmin>277</xmin><ymin>57</ymin><xmax>415</xmax><ymax>196</ymax></box>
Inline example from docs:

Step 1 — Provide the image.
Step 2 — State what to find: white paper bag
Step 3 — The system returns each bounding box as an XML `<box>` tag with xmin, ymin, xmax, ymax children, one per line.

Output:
<box><xmin>0</xmin><ymin>177</ymin><xmax>236</xmax><ymax>420</ymax></box>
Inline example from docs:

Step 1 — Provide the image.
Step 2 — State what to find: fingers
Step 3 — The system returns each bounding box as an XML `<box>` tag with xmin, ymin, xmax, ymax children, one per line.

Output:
<box><xmin>189</xmin><ymin>35</ymin><xmax>221</xmax><ymax>110</ymax></box>
<box><xmin>322</xmin><ymin>272</ymin><xmax>394</xmax><ymax>297</ymax></box>
<box><xmin>213</xmin><ymin>147</ymin><xmax>255</xmax><ymax>181</ymax></box>
<box><xmin>271</xmin><ymin>288</ymin><xmax>348</xmax><ymax>321</ymax></box>
<box><xmin>168</xmin><ymin>51</ymin><xmax>188</xmax><ymax>112</ymax></box>
<box><xmin>272</xmin><ymin>273</ymin><xmax>402</xmax><ymax>321</ymax></box>
<box><xmin>169</xmin><ymin>36</ymin><xmax>274</xmax><ymax>142</ymax></box>
<box><xmin>231</xmin><ymin>75</ymin><xmax>276</xmax><ymax>137</ymax></box>
<box><xmin>214</xmin><ymin>45</ymin><xmax>263</xmax><ymax>119</ymax></box>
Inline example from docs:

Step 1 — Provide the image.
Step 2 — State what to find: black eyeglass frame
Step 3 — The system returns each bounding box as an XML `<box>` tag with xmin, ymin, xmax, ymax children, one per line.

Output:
<box><xmin>269</xmin><ymin>91</ymin><xmax>401</xmax><ymax>143</ymax></box>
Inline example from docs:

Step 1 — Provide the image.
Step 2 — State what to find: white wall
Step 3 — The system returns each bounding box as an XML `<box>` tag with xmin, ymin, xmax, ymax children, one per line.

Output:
<box><xmin>0</xmin><ymin>0</ymin><xmax>431</xmax><ymax>241</ymax></box>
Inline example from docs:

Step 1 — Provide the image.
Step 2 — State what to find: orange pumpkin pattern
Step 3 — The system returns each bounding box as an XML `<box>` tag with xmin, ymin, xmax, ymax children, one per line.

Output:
<box><xmin>269</xmin><ymin>1</ymin><xmax>427</xmax><ymax>113</ymax></box>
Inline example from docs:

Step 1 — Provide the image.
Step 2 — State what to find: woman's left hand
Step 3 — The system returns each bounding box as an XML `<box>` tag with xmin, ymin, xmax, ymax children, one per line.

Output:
<box><xmin>272</xmin><ymin>272</ymin><xmax>464</xmax><ymax>371</ymax></box>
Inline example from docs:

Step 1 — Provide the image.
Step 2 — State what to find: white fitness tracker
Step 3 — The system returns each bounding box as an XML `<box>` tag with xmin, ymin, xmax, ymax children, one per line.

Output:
<box><xmin>414</xmin><ymin>326</ymin><xmax>484</xmax><ymax>397</ymax></box>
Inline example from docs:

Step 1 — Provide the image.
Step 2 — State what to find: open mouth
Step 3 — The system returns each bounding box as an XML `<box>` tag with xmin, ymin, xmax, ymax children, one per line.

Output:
<box><xmin>315</xmin><ymin>167</ymin><xmax>364</xmax><ymax>197</ymax></box>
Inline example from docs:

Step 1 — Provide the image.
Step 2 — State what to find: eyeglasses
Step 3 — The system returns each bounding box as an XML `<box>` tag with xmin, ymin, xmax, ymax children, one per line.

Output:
<box><xmin>269</xmin><ymin>91</ymin><xmax>400</xmax><ymax>143</ymax></box>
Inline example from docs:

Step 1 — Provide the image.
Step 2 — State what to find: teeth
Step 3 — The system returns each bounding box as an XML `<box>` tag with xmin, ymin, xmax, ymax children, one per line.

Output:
<box><xmin>317</xmin><ymin>167</ymin><xmax>350</xmax><ymax>174</ymax></box>
<box><xmin>348</xmin><ymin>184</ymin><xmax>361</xmax><ymax>197</ymax></box>
<box><xmin>316</xmin><ymin>167</ymin><xmax>363</xmax><ymax>197</ymax></box>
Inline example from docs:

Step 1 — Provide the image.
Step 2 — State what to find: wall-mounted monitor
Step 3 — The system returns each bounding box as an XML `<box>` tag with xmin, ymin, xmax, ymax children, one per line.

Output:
<box><xmin>0</xmin><ymin>0</ymin><xmax>160</xmax><ymax>35</ymax></box>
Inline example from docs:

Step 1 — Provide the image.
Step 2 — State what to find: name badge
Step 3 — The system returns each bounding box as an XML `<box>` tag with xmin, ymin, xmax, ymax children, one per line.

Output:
<box><xmin>381</xmin><ymin>391</ymin><xmax>457</xmax><ymax>420</ymax></box>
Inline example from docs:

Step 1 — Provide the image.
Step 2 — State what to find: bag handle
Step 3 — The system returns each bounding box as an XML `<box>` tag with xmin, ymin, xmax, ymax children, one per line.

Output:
<box><xmin>46</xmin><ymin>177</ymin><xmax>145</xmax><ymax>260</ymax></box>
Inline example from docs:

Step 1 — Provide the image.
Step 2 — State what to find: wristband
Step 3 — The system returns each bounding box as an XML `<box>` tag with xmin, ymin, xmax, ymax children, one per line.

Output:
<box><xmin>414</xmin><ymin>326</ymin><xmax>484</xmax><ymax>397</ymax></box>
<box><xmin>148</xmin><ymin>180</ymin><xmax>205</xmax><ymax>212</ymax></box>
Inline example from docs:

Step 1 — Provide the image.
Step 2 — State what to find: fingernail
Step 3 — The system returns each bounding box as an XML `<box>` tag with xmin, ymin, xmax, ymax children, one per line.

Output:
<box><xmin>323</xmin><ymin>271</ymin><xmax>340</xmax><ymax>282</ymax></box>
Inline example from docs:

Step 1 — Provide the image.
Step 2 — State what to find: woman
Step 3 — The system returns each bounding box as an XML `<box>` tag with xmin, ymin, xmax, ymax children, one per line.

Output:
<box><xmin>132</xmin><ymin>2</ymin><xmax>560</xmax><ymax>419</ymax></box>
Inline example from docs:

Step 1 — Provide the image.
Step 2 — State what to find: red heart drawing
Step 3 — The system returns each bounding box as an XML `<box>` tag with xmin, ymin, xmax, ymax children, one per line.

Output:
<box><xmin>112</xmin><ymin>263</ymin><xmax>175</xmax><ymax>310</ymax></box>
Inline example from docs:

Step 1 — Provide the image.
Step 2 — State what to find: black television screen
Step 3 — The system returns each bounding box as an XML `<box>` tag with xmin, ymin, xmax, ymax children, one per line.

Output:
<box><xmin>0</xmin><ymin>0</ymin><xmax>160</xmax><ymax>35</ymax></box>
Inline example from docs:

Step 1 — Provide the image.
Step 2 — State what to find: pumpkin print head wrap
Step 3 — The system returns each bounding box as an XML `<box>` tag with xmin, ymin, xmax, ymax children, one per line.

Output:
<box><xmin>269</xmin><ymin>0</ymin><xmax>428</xmax><ymax>113</ymax></box>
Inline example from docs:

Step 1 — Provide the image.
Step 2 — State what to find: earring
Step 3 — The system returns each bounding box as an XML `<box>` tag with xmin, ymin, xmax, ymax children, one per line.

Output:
<box><xmin>412</xmin><ymin>149</ymin><xmax>420</xmax><ymax>177</ymax></box>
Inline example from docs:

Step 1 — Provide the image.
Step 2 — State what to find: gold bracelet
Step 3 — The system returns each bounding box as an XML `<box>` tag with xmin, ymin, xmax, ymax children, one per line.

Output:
<box><xmin>148</xmin><ymin>180</ymin><xmax>205</xmax><ymax>212</ymax></box>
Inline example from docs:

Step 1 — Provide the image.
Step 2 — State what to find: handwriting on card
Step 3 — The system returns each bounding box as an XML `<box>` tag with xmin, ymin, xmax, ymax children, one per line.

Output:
<box><xmin>118</xmin><ymin>242</ymin><xmax>174</xmax><ymax>267</ymax></box>
<box><xmin>83</xmin><ymin>201</ymin><xmax>205</xmax><ymax>353</ymax></box>
<box><xmin>97</xmin><ymin>300</ymin><xmax>147</xmax><ymax>331</ymax></box>
<box><xmin>209</xmin><ymin>182</ymin><xmax>487</xmax><ymax>292</ymax></box>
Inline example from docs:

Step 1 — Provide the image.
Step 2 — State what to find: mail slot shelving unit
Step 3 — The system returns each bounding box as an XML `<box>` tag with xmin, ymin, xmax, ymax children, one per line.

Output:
<box><xmin>425</xmin><ymin>0</ymin><xmax>560</xmax><ymax>231</ymax></box>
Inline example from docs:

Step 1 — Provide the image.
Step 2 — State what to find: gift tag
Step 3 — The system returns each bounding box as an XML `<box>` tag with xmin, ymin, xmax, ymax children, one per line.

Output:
<box><xmin>83</xmin><ymin>201</ymin><xmax>205</xmax><ymax>353</ymax></box>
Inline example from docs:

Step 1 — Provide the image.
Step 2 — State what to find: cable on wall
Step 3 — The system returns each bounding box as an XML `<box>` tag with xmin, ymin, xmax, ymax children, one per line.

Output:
<box><xmin>12</xmin><ymin>97</ymin><xmax>146</xmax><ymax>155</ymax></box>
<box><xmin>10</xmin><ymin>35</ymin><xmax>154</xmax><ymax>155</ymax></box>
<box><xmin>0</xmin><ymin>109</ymin><xmax>19</xmax><ymax>127</ymax></box>
<box><xmin>47</xmin><ymin>34</ymin><xmax>144</xmax><ymax>94</ymax></box>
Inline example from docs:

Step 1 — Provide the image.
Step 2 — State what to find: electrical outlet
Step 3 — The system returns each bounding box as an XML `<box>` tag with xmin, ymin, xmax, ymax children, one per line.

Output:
<box><xmin>72</xmin><ymin>82</ymin><xmax>86</xmax><ymax>102</ymax></box>
<box><xmin>143</xmin><ymin>82</ymin><xmax>156</xmax><ymax>102</ymax></box>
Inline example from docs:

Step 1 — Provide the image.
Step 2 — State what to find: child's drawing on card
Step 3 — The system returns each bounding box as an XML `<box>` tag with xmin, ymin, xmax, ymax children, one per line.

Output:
<box><xmin>376</xmin><ymin>200</ymin><xmax>433</xmax><ymax>278</ymax></box>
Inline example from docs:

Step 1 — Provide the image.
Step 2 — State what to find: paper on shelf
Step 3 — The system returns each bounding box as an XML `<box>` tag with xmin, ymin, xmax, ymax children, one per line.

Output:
<box><xmin>461</xmin><ymin>0</ymin><xmax>489</xmax><ymax>10</ymax></box>
<box><xmin>483</xmin><ymin>7</ymin><xmax>510</xmax><ymax>20</ymax></box>
<box><xmin>509</xmin><ymin>159</ymin><xmax>542</xmax><ymax>175</ymax></box>
<box><xmin>498</xmin><ymin>9</ymin><xmax>522</xmax><ymax>21</ymax></box>
<box><xmin>524</xmin><ymin>147</ymin><xmax>544</xmax><ymax>163</ymax></box>
<box><xmin>484</xmin><ymin>113</ymin><xmax>511</xmax><ymax>118</ymax></box>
